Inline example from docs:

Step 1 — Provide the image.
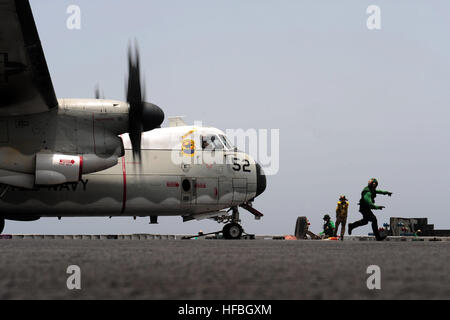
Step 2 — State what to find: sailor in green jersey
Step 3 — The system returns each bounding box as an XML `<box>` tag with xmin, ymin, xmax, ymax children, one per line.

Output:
<box><xmin>348</xmin><ymin>178</ymin><xmax>393</xmax><ymax>241</ymax></box>
<box><xmin>320</xmin><ymin>214</ymin><xmax>335</xmax><ymax>238</ymax></box>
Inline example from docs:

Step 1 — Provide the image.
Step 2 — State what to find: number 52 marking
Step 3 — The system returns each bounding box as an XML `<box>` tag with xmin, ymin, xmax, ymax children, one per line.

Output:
<box><xmin>232</xmin><ymin>158</ymin><xmax>251</xmax><ymax>172</ymax></box>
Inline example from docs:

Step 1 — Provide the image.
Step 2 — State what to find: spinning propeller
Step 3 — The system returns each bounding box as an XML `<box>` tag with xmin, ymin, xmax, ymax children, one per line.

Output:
<box><xmin>94</xmin><ymin>84</ymin><xmax>104</xmax><ymax>99</ymax></box>
<box><xmin>92</xmin><ymin>43</ymin><xmax>164</xmax><ymax>159</ymax></box>
<box><xmin>126</xmin><ymin>43</ymin><xmax>164</xmax><ymax>159</ymax></box>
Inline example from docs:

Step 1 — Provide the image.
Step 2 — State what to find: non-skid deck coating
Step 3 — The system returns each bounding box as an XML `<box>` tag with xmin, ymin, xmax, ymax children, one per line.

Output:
<box><xmin>0</xmin><ymin>240</ymin><xmax>448</xmax><ymax>299</ymax></box>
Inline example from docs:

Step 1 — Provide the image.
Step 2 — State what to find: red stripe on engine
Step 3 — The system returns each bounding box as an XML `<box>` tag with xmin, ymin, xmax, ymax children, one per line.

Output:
<box><xmin>121</xmin><ymin>156</ymin><xmax>127</xmax><ymax>214</ymax></box>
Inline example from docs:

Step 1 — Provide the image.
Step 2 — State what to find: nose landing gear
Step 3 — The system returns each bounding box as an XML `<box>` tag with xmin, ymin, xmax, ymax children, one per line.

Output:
<box><xmin>185</xmin><ymin>205</ymin><xmax>262</xmax><ymax>240</ymax></box>
<box><xmin>222</xmin><ymin>207</ymin><xmax>244</xmax><ymax>240</ymax></box>
<box><xmin>222</xmin><ymin>222</ymin><xmax>243</xmax><ymax>240</ymax></box>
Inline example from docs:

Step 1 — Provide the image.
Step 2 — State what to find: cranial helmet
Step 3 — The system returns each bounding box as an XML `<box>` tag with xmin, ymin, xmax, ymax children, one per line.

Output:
<box><xmin>368</xmin><ymin>178</ymin><xmax>378</xmax><ymax>187</ymax></box>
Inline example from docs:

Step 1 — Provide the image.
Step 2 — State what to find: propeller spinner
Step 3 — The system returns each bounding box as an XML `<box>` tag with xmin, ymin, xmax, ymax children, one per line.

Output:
<box><xmin>126</xmin><ymin>43</ymin><xmax>165</xmax><ymax>159</ymax></box>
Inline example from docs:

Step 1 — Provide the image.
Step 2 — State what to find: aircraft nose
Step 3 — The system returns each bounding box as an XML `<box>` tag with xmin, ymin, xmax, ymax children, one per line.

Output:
<box><xmin>255</xmin><ymin>162</ymin><xmax>267</xmax><ymax>197</ymax></box>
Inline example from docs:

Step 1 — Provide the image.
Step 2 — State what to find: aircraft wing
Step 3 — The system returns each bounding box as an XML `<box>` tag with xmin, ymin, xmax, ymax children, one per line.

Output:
<box><xmin>0</xmin><ymin>0</ymin><xmax>58</xmax><ymax>116</ymax></box>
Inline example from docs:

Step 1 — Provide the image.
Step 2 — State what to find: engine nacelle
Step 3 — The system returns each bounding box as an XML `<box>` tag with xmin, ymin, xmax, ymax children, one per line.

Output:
<box><xmin>35</xmin><ymin>154</ymin><xmax>82</xmax><ymax>185</ymax></box>
<box><xmin>35</xmin><ymin>153</ymin><xmax>118</xmax><ymax>185</ymax></box>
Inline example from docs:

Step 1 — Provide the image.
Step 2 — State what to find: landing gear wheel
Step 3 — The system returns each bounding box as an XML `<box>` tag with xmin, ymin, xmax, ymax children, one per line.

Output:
<box><xmin>0</xmin><ymin>219</ymin><xmax>4</xmax><ymax>234</ymax></box>
<box><xmin>222</xmin><ymin>222</ymin><xmax>243</xmax><ymax>240</ymax></box>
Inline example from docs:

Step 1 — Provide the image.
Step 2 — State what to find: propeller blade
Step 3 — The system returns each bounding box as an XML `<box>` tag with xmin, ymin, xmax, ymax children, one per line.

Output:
<box><xmin>95</xmin><ymin>84</ymin><xmax>104</xmax><ymax>99</ymax></box>
<box><xmin>126</xmin><ymin>43</ymin><xmax>144</xmax><ymax>159</ymax></box>
<box><xmin>125</xmin><ymin>41</ymin><xmax>165</xmax><ymax>160</ymax></box>
<box><xmin>95</xmin><ymin>84</ymin><xmax>100</xmax><ymax>99</ymax></box>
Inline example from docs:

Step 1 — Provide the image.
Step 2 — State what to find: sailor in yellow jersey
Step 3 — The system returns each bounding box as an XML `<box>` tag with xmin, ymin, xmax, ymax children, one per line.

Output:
<box><xmin>334</xmin><ymin>195</ymin><xmax>349</xmax><ymax>240</ymax></box>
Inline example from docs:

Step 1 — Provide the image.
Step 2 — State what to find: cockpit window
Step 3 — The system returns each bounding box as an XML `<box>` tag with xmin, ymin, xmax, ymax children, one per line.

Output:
<box><xmin>202</xmin><ymin>135</ymin><xmax>224</xmax><ymax>150</ymax></box>
<box><xmin>219</xmin><ymin>134</ymin><xmax>233</xmax><ymax>149</ymax></box>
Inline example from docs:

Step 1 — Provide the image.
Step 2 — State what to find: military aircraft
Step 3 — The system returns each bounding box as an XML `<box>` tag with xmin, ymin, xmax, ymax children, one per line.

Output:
<box><xmin>0</xmin><ymin>0</ymin><xmax>266</xmax><ymax>239</ymax></box>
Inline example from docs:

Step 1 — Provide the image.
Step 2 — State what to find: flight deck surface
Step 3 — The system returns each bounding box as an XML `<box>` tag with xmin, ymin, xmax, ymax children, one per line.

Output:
<box><xmin>0</xmin><ymin>239</ymin><xmax>448</xmax><ymax>299</ymax></box>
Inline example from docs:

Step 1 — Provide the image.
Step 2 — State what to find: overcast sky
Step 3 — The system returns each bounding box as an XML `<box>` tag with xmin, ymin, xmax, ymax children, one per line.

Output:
<box><xmin>7</xmin><ymin>0</ymin><xmax>449</xmax><ymax>235</ymax></box>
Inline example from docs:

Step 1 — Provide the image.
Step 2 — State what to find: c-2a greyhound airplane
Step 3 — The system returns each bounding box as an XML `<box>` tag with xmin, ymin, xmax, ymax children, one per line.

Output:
<box><xmin>0</xmin><ymin>0</ymin><xmax>266</xmax><ymax>239</ymax></box>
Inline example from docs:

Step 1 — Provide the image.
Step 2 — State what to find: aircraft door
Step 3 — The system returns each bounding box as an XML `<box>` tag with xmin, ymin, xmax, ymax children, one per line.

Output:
<box><xmin>180</xmin><ymin>177</ymin><xmax>194</xmax><ymax>209</ymax></box>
